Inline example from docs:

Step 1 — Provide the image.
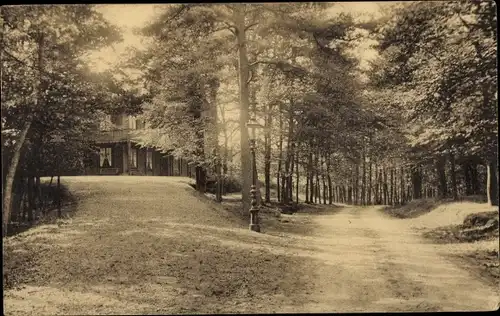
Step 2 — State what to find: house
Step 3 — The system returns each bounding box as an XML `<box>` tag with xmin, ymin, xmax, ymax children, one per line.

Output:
<box><xmin>84</xmin><ymin>113</ymin><xmax>195</xmax><ymax>177</ymax></box>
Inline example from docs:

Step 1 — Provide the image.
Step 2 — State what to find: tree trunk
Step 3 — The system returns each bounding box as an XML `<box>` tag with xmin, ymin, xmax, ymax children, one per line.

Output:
<box><xmin>57</xmin><ymin>175</ymin><xmax>62</xmax><ymax>218</ymax></box>
<box><xmin>309</xmin><ymin>152</ymin><xmax>314</xmax><ymax>203</ymax></box>
<box><xmin>216</xmin><ymin>160</ymin><xmax>222</xmax><ymax>202</ymax></box>
<box><xmin>362</xmin><ymin>151</ymin><xmax>366</xmax><ymax>205</ymax></box>
<box><xmin>305</xmin><ymin>169</ymin><xmax>309</xmax><ymax>204</ymax></box>
<box><xmin>327</xmin><ymin>175</ymin><xmax>333</xmax><ymax>205</ymax></box>
<box><xmin>470</xmin><ymin>162</ymin><xmax>480</xmax><ymax>195</ymax></box>
<box><xmin>390</xmin><ymin>167</ymin><xmax>394</xmax><ymax>205</ymax></box>
<box><xmin>383</xmin><ymin>166</ymin><xmax>388</xmax><ymax>205</ymax></box>
<box><xmin>400</xmin><ymin>167</ymin><xmax>405</xmax><ymax>205</ymax></box>
<box><xmin>286</xmin><ymin>101</ymin><xmax>295</xmax><ymax>204</ymax></box>
<box><xmin>463</xmin><ymin>160</ymin><xmax>472</xmax><ymax>196</ymax></box>
<box><xmin>264</xmin><ymin>130</ymin><xmax>271</xmax><ymax>204</ymax></box>
<box><xmin>295</xmin><ymin>155</ymin><xmax>299</xmax><ymax>204</ymax></box>
<box><xmin>368</xmin><ymin>158</ymin><xmax>372</xmax><ymax>205</ymax></box>
<box><xmin>354</xmin><ymin>164</ymin><xmax>359</xmax><ymax>205</ymax></box>
<box><xmin>195</xmin><ymin>166</ymin><xmax>207</xmax><ymax>193</ymax></box>
<box><xmin>450</xmin><ymin>153</ymin><xmax>458</xmax><ymax>200</ymax></box>
<box><xmin>374</xmin><ymin>164</ymin><xmax>379</xmax><ymax>204</ymax></box>
<box><xmin>322</xmin><ymin>158</ymin><xmax>327</xmax><ymax>205</ymax></box>
<box><xmin>35</xmin><ymin>175</ymin><xmax>41</xmax><ymax>218</ymax></box>
<box><xmin>27</xmin><ymin>176</ymin><xmax>35</xmax><ymax>223</ymax></box>
<box><xmin>2</xmin><ymin>120</ymin><xmax>32</xmax><ymax>236</ymax></box>
<box><xmin>315</xmin><ymin>154</ymin><xmax>320</xmax><ymax>204</ymax></box>
<box><xmin>487</xmin><ymin>157</ymin><xmax>499</xmax><ymax>206</ymax></box>
<box><xmin>234</xmin><ymin>6</ymin><xmax>252</xmax><ymax>214</ymax></box>
<box><xmin>436</xmin><ymin>156</ymin><xmax>448</xmax><ymax>199</ymax></box>
<box><xmin>411</xmin><ymin>165</ymin><xmax>422</xmax><ymax>199</ymax></box>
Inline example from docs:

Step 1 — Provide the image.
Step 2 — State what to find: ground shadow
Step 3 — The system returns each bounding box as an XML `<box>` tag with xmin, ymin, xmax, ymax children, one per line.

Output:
<box><xmin>6</xmin><ymin>184</ymin><xmax>79</xmax><ymax>237</ymax></box>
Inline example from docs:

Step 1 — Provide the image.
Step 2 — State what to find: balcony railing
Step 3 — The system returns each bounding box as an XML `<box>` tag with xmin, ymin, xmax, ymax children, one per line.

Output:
<box><xmin>94</xmin><ymin>129</ymin><xmax>132</xmax><ymax>144</ymax></box>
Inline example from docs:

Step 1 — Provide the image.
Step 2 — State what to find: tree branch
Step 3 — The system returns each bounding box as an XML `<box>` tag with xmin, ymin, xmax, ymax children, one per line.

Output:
<box><xmin>246</xmin><ymin>68</ymin><xmax>254</xmax><ymax>85</ymax></box>
<box><xmin>2</xmin><ymin>48</ymin><xmax>64</xmax><ymax>82</ymax></box>
<box><xmin>244</xmin><ymin>22</ymin><xmax>259</xmax><ymax>32</ymax></box>
<box><xmin>248</xmin><ymin>59</ymin><xmax>308</xmax><ymax>75</ymax></box>
<box><xmin>167</xmin><ymin>4</ymin><xmax>190</xmax><ymax>23</ymax></box>
<box><xmin>222</xmin><ymin>22</ymin><xmax>237</xmax><ymax>36</ymax></box>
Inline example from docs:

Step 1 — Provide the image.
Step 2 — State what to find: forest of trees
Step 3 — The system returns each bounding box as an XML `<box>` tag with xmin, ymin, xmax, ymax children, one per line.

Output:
<box><xmin>1</xmin><ymin>2</ymin><xmax>498</xmax><ymax>236</ymax></box>
<box><xmin>128</xmin><ymin>2</ymin><xmax>498</xmax><ymax>210</ymax></box>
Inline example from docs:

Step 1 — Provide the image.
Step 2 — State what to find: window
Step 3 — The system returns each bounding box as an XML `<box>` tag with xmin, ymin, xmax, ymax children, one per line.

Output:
<box><xmin>129</xmin><ymin>116</ymin><xmax>137</xmax><ymax>129</ymax></box>
<box><xmin>146</xmin><ymin>151</ymin><xmax>153</xmax><ymax>170</ymax></box>
<box><xmin>100</xmin><ymin>147</ymin><xmax>112</xmax><ymax>167</ymax></box>
<box><xmin>136</xmin><ymin>119</ymin><xmax>144</xmax><ymax>129</ymax></box>
<box><xmin>130</xmin><ymin>148</ymin><xmax>138</xmax><ymax>168</ymax></box>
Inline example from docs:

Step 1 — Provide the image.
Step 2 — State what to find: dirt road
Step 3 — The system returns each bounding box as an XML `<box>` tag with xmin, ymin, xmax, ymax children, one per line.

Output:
<box><xmin>281</xmin><ymin>206</ymin><xmax>499</xmax><ymax>312</ymax></box>
<box><xmin>3</xmin><ymin>177</ymin><xmax>498</xmax><ymax>314</ymax></box>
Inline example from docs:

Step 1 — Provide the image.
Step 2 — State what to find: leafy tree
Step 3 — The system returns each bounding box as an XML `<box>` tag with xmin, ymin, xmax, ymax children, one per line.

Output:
<box><xmin>1</xmin><ymin>5</ymin><xmax>122</xmax><ymax>234</ymax></box>
<box><xmin>368</xmin><ymin>0</ymin><xmax>497</xmax><ymax>205</ymax></box>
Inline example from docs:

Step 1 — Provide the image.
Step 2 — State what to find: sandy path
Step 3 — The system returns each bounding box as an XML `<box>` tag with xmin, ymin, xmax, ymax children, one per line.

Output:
<box><xmin>287</xmin><ymin>206</ymin><xmax>499</xmax><ymax>312</ymax></box>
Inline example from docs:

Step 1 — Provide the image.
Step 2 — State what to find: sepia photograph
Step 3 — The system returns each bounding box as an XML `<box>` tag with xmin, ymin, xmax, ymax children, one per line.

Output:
<box><xmin>2</xmin><ymin>2</ymin><xmax>499</xmax><ymax>314</ymax></box>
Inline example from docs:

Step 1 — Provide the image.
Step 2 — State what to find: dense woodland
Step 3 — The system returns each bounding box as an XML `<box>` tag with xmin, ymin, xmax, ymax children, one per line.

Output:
<box><xmin>1</xmin><ymin>2</ymin><xmax>498</xmax><ymax>236</ymax></box>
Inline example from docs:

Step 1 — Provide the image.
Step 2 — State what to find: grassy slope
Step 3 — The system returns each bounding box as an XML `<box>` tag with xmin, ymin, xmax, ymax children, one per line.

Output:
<box><xmin>2</xmin><ymin>176</ymin><xmax>319</xmax><ymax>315</ymax></box>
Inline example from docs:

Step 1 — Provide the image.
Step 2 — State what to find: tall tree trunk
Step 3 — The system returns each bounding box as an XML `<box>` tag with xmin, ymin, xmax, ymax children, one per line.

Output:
<box><xmin>321</xmin><ymin>156</ymin><xmax>327</xmax><ymax>205</ymax></box>
<box><xmin>411</xmin><ymin>164</ymin><xmax>422</xmax><ymax>199</ymax></box>
<box><xmin>400</xmin><ymin>167</ymin><xmax>405</xmax><ymax>205</ymax></box>
<box><xmin>289</xmin><ymin>154</ymin><xmax>295</xmax><ymax>203</ymax></box>
<box><xmin>286</xmin><ymin>101</ymin><xmax>295</xmax><ymax>204</ymax></box>
<box><xmin>487</xmin><ymin>157</ymin><xmax>499</xmax><ymax>206</ymax></box>
<box><xmin>234</xmin><ymin>6</ymin><xmax>251</xmax><ymax>214</ymax></box>
<box><xmin>195</xmin><ymin>166</ymin><xmax>207</xmax><ymax>193</ymax></box>
<box><xmin>207</xmin><ymin>79</ymin><xmax>221</xmax><ymax>202</ymax></box>
<box><xmin>309</xmin><ymin>152</ymin><xmax>314</xmax><ymax>203</ymax></box>
<box><xmin>383</xmin><ymin>166</ymin><xmax>388</xmax><ymax>205</ymax></box>
<box><xmin>436</xmin><ymin>155</ymin><xmax>448</xmax><ymax>199</ymax></box>
<box><xmin>470</xmin><ymin>162</ymin><xmax>480</xmax><ymax>195</ymax></box>
<box><xmin>295</xmin><ymin>155</ymin><xmax>299</xmax><ymax>204</ymax></box>
<box><xmin>463</xmin><ymin>160</ymin><xmax>473</xmax><ymax>196</ymax></box>
<box><xmin>56</xmin><ymin>175</ymin><xmax>62</xmax><ymax>218</ymax></box>
<box><xmin>35</xmin><ymin>175</ymin><xmax>41</xmax><ymax>218</ymax></box>
<box><xmin>264</xmin><ymin>122</ymin><xmax>271</xmax><ymax>204</ymax></box>
<box><xmin>277</xmin><ymin>104</ymin><xmax>284</xmax><ymax>203</ymax></box>
<box><xmin>327</xmin><ymin>170</ymin><xmax>333</xmax><ymax>205</ymax></box>
<box><xmin>3</xmin><ymin>121</ymin><xmax>32</xmax><ymax>236</ymax></box>
<box><xmin>27</xmin><ymin>176</ymin><xmax>35</xmax><ymax>223</ymax></box>
<box><xmin>305</xmin><ymin>168</ymin><xmax>309</xmax><ymax>204</ymax></box>
<box><xmin>315</xmin><ymin>154</ymin><xmax>320</xmax><ymax>204</ymax></box>
<box><xmin>390</xmin><ymin>167</ymin><xmax>394</xmax><ymax>205</ymax></box>
<box><xmin>450</xmin><ymin>153</ymin><xmax>458</xmax><ymax>201</ymax></box>
<box><xmin>368</xmin><ymin>157</ymin><xmax>372</xmax><ymax>205</ymax></box>
<box><xmin>354</xmin><ymin>164</ymin><xmax>359</xmax><ymax>205</ymax></box>
<box><xmin>362</xmin><ymin>151</ymin><xmax>366</xmax><ymax>205</ymax></box>
<box><xmin>374</xmin><ymin>164</ymin><xmax>379</xmax><ymax>204</ymax></box>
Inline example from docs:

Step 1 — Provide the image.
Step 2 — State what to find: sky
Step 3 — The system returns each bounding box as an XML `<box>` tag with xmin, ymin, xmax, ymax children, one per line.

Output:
<box><xmin>90</xmin><ymin>2</ymin><xmax>387</xmax><ymax>73</ymax></box>
<box><xmin>88</xmin><ymin>4</ymin><xmax>159</xmax><ymax>71</ymax></box>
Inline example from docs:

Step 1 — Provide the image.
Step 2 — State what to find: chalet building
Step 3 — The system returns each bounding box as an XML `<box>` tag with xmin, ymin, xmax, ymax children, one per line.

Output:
<box><xmin>85</xmin><ymin>114</ymin><xmax>195</xmax><ymax>177</ymax></box>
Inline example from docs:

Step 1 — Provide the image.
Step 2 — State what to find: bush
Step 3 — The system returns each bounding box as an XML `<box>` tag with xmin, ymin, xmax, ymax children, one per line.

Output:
<box><xmin>223</xmin><ymin>175</ymin><xmax>242</xmax><ymax>193</ymax></box>
<box><xmin>205</xmin><ymin>175</ymin><xmax>242</xmax><ymax>194</ymax></box>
